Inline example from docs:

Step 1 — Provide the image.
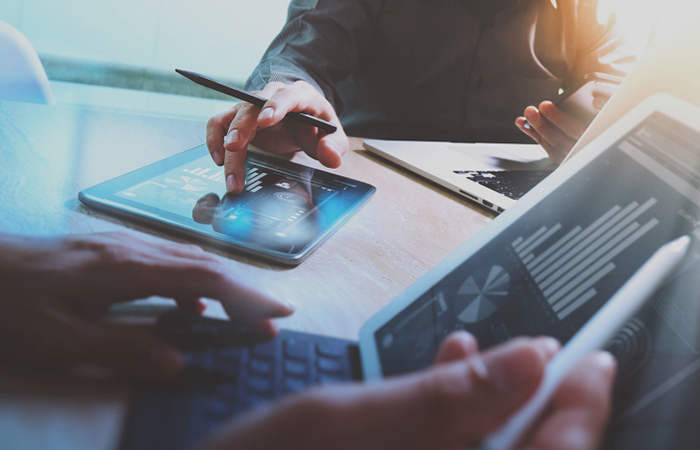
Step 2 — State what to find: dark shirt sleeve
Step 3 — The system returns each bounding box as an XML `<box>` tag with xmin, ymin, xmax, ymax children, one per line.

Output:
<box><xmin>245</xmin><ymin>0</ymin><xmax>380</xmax><ymax>111</ymax></box>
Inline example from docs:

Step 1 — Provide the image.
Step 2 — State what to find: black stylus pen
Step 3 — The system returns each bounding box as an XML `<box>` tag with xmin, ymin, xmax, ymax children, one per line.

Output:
<box><xmin>175</xmin><ymin>68</ymin><xmax>338</xmax><ymax>133</ymax></box>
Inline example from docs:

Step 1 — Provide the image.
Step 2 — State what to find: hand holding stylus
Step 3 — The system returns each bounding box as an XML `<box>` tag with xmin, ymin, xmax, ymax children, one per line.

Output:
<box><xmin>203</xmin><ymin>79</ymin><xmax>348</xmax><ymax>194</ymax></box>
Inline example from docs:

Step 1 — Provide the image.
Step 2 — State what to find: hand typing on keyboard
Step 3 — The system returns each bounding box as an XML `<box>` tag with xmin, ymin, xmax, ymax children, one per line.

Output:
<box><xmin>201</xmin><ymin>332</ymin><xmax>616</xmax><ymax>450</ymax></box>
<box><xmin>0</xmin><ymin>231</ymin><xmax>294</xmax><ymax>380</ymax></box>
<box><xmin>0</xmin><ymin>232</ymin><xmax>616</xmax><ymax>450</ymax></box>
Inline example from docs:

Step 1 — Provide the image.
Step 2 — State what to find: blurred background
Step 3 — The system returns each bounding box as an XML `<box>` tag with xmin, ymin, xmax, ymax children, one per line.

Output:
<box><xmin>1</xmin><ymin>0</ymin><xmax>699</xmax><ymax>120</ymax></box>
<box><xmin>0</xmin><ymin>0</ymin><xmax>290</xmax><ymax>119</ymax></box>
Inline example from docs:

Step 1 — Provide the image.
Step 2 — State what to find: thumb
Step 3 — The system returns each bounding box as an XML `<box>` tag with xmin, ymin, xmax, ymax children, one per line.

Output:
<box><xmin>315</xmin><ymin>130</ymin><xmax>347</xmax><ymax>169</ymax></box>
<box><xmin>404</xmin><ymin>336</ymin><xmax>560</xmax><ymax>449</ymax></box>
<box><xmin>205</xmin><ymin>336</ymin><xmax>560</xmax><ymax>450</ymax></box>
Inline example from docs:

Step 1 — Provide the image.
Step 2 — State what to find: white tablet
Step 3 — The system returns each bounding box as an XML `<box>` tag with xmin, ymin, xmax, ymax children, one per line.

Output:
<box><xmin>357</xmin><ymin>92</ymin><xmax>700</xmax><ymax>448</ymax></box>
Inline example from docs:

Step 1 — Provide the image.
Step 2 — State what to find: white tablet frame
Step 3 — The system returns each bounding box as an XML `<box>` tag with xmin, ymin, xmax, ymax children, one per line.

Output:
<box><xmin>358</xmin><ymin>93</ymin><xmax>700</xmax><ymax>380</ymax></box>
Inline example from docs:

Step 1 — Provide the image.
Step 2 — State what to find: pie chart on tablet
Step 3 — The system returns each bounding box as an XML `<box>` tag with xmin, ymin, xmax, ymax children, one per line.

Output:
<box><xmin>165</xmin><ymin>176</ymin><xmax>208</xmax><ymax>192</ymax></box>
<box><xmin>456</xmin><ymin>265</ymin><xmax>510</xmax><ymax>323</ymax></box>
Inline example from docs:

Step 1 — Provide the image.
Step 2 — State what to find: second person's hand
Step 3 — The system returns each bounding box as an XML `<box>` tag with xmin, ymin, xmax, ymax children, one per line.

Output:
<box><xmin>0</xmin><ymin>231</ymin><xmax>295</xmax><ymax>380</ymax></box>
<box><xmin>515</xmin><ymin>100</ymin><xmax>590</xmax><ymax>164</ymax></box>
<box><xmin>203</xmin><ymin>332</ymin><xmax>616</xmax><ymax>450</ymax></box>
<box><xmin>206</xmin><ymin>81</ymin><xmax>349</xmax><ymax>194</ymax></box>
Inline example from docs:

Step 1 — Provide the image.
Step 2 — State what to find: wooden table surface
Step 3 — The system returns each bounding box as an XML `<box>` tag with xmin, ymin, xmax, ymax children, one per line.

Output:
<box><xmin>0</xmin><ymin>100</ymin><xmax>493</xmax><ymax>450</ymax></box>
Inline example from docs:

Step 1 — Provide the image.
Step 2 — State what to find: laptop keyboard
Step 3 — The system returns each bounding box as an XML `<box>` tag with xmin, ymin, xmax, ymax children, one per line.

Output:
<box><xmin>119</xmin><ymin>311</ymin><xmax>361</xmax><ymax>450</ymax></box>
<box><xmin>454</xmin><ymin>170</ymin><xmax>551</xmax><ymax>200</ymax></box>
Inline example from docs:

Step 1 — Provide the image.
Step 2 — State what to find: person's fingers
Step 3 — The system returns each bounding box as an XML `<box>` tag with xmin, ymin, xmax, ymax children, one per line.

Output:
<box><xmin>154</xmin><ymin>238</ymin><xmax>212</xmax><ymax>261</ymax></box>
<box><xmin>71</xmin><ymin>319</ymin><xmax>185</xmax><ymax>379</ymax></box>
<box><xmin>256</xmin><ymin>81</ymin><xmax>326</xmax><ymax>129</ymax></box>
<box><xmin>150</xmin><ymin>248</ymin><xmax>296</xmax><ymax>320</ymax></box>
<box><xmin>434</xmin><ymin>331</ymin><xmax>479</xmax><ymax>365</ymax></box>
<box><xmin>516</xmin><ymin>116</ymin><xmax>563</xmax><ymax>162</ymax></box>
<box><xmin>226</xmin><ymin>103</ymin><xmax>262</xmax><ymax>151</ymax></box>
<box><xmin>524</xmin><ymin>106</ymin><xmax>576</xmax><ymax>149</ymax></box>
<box><xmin>206</xmin><ymin>272</ymin><xmax>295</xmax><ymax>321</ymax></box>
<box><xmin>251</xmin><ymin>122</ymin><xmax>348</xmax><ymax>170</ymax></box>
<box><xmin>516</xmin><ymin>116</ymin><xmax>544</xmax><ymax>142</ymax></box>
<box><xmin>521</xmin><ymin>351</ymin><xmax>616</xmax><ymax>450</ymax></box>
<box><xmin>62</xmin><ymin>232</ymin><xmax>295</xmax><ymax>321</ymax></box>
<box><xmin>523</xmin><ymin>106</ymin><xmax>575</xmax><ymax>164</ymax></box>
<box><xmin>301</xmin><ymin>126</ymin><xmax>347</xmax><ymax>169</ymax></box>
<box><xmin>175</xmin><ymin>297</ymin><xmax>207</xmax><ymax>315</ymax></box>
<box><xmin>422</xmin><ymin>336</ymin><xmax>560</xmax><ymax>446</ymax></box>
<box><xmin>223</xmin><ymin>103</ymin><xmax>261</xmax><ymax>194</ymax></box>
<box><xmin>223</xmin><ymin>146</ymin><xmax>245</xmax><ymax>194</ymax></box>
<box><xmin>256</xmin><ymin>81</ymin><xmax>346</xmax><ymax>168</ymax></box>
<box><xmin>205</xmin><ymin>337</ymin><xmax>559</xmax><ymax>450</ymax></box>
<box><xmin>135</xmin><ymin>254</ymin><xmax>295</xmax><ymax>320</ymax></box>
<box><xmin>224</xmin><ymin>311</ymin><xmax>279</xmax><ymax>337</ymax></box>
<box><xmin>207</xmin><ymin>107</ymin><xmax>239</xmax><ymax>167</ymax></box>
<box><xmin>538</xmin><ymin>101</ymin><xmax>588</xmax><ymax>140</ymax></box>
<box><xmin>592</xmin><ymin>94</ymin><xmax>608</xmax><ymax>112</ymax></box>
<box><xmin>3</xmin><ymin>307</ymin><xmax>184</xmax><ymax>380</ymax></box>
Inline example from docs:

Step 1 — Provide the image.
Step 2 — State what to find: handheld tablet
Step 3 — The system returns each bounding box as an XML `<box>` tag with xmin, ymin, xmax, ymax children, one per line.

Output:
<box><xmin>358</xmin><ymin>92</ymin><xmax>700</xmax><ymax>449</ymax></box>
<box><xmin>79</xmin><ymin>145</ymin><xmax>375</xmax><ymax>265</ymax></box>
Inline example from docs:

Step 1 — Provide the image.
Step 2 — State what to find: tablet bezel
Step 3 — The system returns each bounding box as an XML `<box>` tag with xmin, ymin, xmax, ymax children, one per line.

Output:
<box><xmin>358</xmin><ymin>93</ymin><xmax>700</xmax><ymax>379</ymax></box>
<box><xmin>79</xmin><ymin>145</ymin><xmax>376</xmax><ymax>265</ymax></box>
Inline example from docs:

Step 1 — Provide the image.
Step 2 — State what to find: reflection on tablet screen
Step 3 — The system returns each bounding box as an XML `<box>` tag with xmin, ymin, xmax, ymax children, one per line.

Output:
<box><xmin>114</xmin><ymin>153</ymin><xmax>351</xmax><ymax>253</ymax></box>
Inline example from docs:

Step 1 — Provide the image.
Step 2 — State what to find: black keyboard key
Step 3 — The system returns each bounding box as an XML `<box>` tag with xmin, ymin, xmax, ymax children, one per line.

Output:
<box><xmin>203</xmin><ymin>398</ymin><xmax>235</xmax><ymax>421</ymax></box>
<box><xmin>248</xmin><ymin>358</ymin><xmax>274</xmax><ymax>376</ymax></box>
<box><xmin>211</xmin><ymin>357</ymin><xmax>240</xmax><ymax>377</ymax></box>
<box><xmin>318</xmin><ymin>373</ymin><xmax>345</xmax><ymax>385</ymax></box>
<box><xmin>283</xmin><ymin>377</ymin><xmax>308</xmax><ymax>393</ymax></box>
<box><xmin>317</xmin><ymin>357</ymin><xmax>343</xmax><ymax>374</ymax></box>
<box><xmin>251</xmin><ymin>339</ymin><xmax>277</xmax><ymax>359</ymax></box>
<box><xmin>283</xmin><ymin>359</ymin><xmax>308</xmax><ymax>377</ymax></box>
<box><xmin>243</xmin><ymin>395</ymin><xmax>270</xmax><ymax>409</ymax></box>
<box><xmin>217</xmin><ymin>347</ymin><xmax>244</xmax><ymax>360</ymax></box>
<box><xmin>214</xmin><ymin>382</ymin><xmax>237</xmax><ymax>399</ymax></box>
<box><xmin>121</xmin><ymin>312</ymin><xmax>361</xmax><ymax>450</ymax></box>
<box><xmin>246</xmin><ymin>376</ymin><xmax>273</xmax><ymax>396</ymax></box>
<box><xmin>156</xmin><ymin>311</ymin><xmax>254</xmax><ymax>349</ymax></box>
<box><xmin>184</xmin><ymin>350</ymin><xmax>240</xmax><ymax>379</ymax></box>
<box><xmin>184</xmin><ymin>351</ymin><xmax>215</xmax><ymax>372</ymax></box>
<box><xmin>187</xmin><ymin>420</ymin><xmax>218</xmax><ymax>448</ymax></box>
<box><xmin>456</xmin><ymin>170</ymin><xmax>551</xmax><ymax>200</ymax></box>
<box><xmin>316</xmin><ymin>342</ymin><xmax>346</xmax><ymax>359</ymax></box>
<box><xmin>284</xmin><ymin>338</ymin><xmax>312</xmax><ymax>361</ymax></box>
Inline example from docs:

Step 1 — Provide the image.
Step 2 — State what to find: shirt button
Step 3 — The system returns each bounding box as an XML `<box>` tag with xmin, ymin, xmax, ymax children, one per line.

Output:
<box><xmin>475</xmin><ymin>75</ymin><xmax>485</xmax><ymax>88</ymax></box>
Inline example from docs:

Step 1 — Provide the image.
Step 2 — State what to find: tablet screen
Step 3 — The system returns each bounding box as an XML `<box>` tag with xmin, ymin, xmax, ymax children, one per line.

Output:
<box><xmin>375</xmin><ymin>112</ymin><xmax>700</xmax><ymax>448</ymax></box>
<box><xmin>80</xmin><ymin>145</ymin><xmax>375</xmax><ymax>264</ymax></box>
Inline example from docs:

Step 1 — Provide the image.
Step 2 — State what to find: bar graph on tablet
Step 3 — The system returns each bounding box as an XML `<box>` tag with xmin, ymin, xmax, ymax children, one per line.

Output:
<box><xmin>511</xmin><ymin>198</ymin><xmax>659</xmax><ymax>320</ymax></box>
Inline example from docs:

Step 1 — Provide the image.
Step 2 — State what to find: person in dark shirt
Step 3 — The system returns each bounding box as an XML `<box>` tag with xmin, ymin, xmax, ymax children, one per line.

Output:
<box><xmin>206</xmin><ymin>0</ymin><xmax>635</xmax><ymax>194</ymax></box>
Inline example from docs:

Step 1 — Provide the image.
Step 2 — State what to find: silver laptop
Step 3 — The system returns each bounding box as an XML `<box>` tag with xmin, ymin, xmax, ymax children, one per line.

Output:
<box><xmin>363</xmin><ymin>140</ymin><xmax>556</xmax><ymax>213</ymax></box>
<box><xmin>364</xmin><ymin>19</ymin><xmax>700</xmax><ymax>215</ymax></box>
